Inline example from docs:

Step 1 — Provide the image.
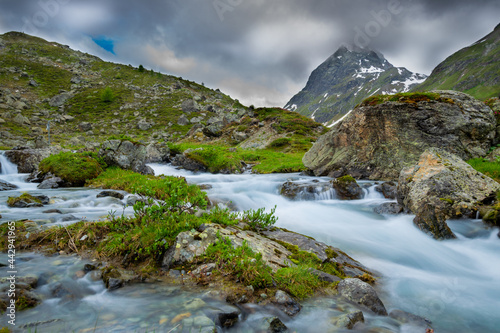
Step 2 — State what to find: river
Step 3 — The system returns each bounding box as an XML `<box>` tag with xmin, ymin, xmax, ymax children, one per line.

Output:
<box><xmin>0</xmin><ymin>154</ymin><xmax>499</xmax><ymax>332</ymax></box>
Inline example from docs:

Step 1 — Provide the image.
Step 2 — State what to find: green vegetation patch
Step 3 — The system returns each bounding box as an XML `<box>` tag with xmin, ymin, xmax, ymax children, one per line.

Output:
<box><xmin>274</xmin><ymin>266</ymin><xmax>323</xmax><ymax>300</ymax></box>
<box><xmin>204</xmin><ymin>234</ymin><xmax>274</xmax><ymax>289</ymax></box>
<box><xmin>39</xmin><ymin>152</ymin><xmax>105</xmax><ymax>186</ymax></box>
<box><xmin>467</xmin><ymin>158</ymin><xmax>500</xmax><ymax>183</ymax></box>
<box><xmin>168</xmin><ymin>143</ymin><xmax>307</xmax><ymax>174</ymax></box>
<box><xmin>360</xmin><ymin>92</ymin><xmax>450</xmax><ymax>107</ymax></box>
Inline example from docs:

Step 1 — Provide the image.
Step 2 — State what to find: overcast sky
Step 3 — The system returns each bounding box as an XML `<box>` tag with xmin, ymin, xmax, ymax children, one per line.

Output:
<box><xmin>0</xmin><ymin>0</ymin><xmax>499</xmax><ymax>107</ymax></box>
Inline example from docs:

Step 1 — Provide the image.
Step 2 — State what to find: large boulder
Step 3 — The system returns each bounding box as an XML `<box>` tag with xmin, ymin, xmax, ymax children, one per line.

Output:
<box><xmin>98</xmin><ymin>140</ymin><xmax>153</xmax><ymax>175</ymax></box>
<box><xmin>398</xmin><ymin>148</ymin><xmax>500</xmax><ymax>239</ymax></box>
<box><xmin>303</xmin><ymin>91</ymin><xmax>496</xmax><ymax>180</ymax></box>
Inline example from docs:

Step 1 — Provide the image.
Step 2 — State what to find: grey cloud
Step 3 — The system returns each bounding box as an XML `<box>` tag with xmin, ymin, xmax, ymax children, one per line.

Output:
<box><xmin>0</xmin><ymin>0</ymin><xmax>499</xmax><ymax>106</ymax></box>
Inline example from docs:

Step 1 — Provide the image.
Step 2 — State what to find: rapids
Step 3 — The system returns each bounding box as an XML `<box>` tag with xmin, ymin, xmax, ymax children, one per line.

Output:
<box><xmin>0</xmin><ymin>157</ymin><xmax>498</xmax><ymax>332</ymax></box>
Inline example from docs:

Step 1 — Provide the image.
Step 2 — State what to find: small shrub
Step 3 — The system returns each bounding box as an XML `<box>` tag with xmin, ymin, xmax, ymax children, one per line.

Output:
<box><xmin>274</xmin><ymin>266</ymin><xmax>322</xmax><ymax>299</ymax></box>
<box><xmin>270</xmin><ymin>138</ymin><xmax>291</xmax><ymax>148</ymax></box>
<box><xmin>138</xmin><ymin>64</ymin><xmax>145</xmax><ymax>72</ymax></box>
<box><xmin>205</xmin><ymin>234</ymin><xmax>273</xmax><ymax>289</ymax></box>
<box><xmin>100</xmin><ymin>87</ymin><xmax>115</xmax><ymax>103</ymax></box>
<box><xmin>204</xmin><ymin>206</ymin><xmax>240</xmax><ymax>226</ymax></box>
<box><xmin>243</xmin><ymin>206</ymin><xmax>278</xmax><ymax>230</ymax></box>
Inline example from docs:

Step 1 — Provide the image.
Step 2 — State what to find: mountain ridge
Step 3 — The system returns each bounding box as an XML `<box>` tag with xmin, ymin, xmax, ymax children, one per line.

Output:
<box><xmin>413</xmin><ymin>23</ymin><xmax>500</xmax><ymax>99</ymax></box>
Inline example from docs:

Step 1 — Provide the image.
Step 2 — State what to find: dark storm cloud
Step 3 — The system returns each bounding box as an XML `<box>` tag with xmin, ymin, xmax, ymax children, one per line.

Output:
<box><xmin>0</xmin><ymin>0</ymin><xmax>499</xmax><ymax>106</ymax></box>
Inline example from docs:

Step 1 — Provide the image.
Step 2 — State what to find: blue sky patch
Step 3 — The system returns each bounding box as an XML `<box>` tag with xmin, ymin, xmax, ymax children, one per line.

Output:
<box><xmin>92</xmin><ymin>36</ymin><xmax>116</xmax><ymax>55</ymax></box>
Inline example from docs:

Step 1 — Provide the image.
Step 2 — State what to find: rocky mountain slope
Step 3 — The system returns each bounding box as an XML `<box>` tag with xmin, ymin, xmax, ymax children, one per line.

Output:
<box><xmin>0</xmin><ymin>32</ymin><xmax>323</xmax><ymax>151</ymax></box>
<box><xmin>414</xmin><ymin>23</ymin><xmax>500</xmax><ymax>100</ymax></box>
<box><xmin>284</xmin><ymin>46</ymin><xmax>427</xmax><ymax>125</ymax></box>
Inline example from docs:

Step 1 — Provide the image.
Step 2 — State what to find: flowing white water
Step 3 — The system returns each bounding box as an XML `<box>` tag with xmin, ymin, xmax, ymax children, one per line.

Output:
<box><xmin>149</xmin><ymin>164</ymin><xmax>500</xmax><ymax>333</ymax></box>
<box><xmin>2</xmin><ymin>159</ymin><xmax>499</xmax><ymax>332</ymax></box>
<box><xmin>0</xmin><ymin>152</ymin><xmax>18</xmax><ymax>175</ymax></box>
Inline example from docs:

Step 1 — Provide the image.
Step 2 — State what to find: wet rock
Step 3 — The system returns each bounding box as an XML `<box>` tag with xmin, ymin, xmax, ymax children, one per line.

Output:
<box><xmin>375</xmin><ymin>182</ymin><xmax>397</xmax><ymax>199</ymax></box>
<box><xmin>101</xmin><ymin>267</ymin><xmax>139</xmax><ymax>291</ymax></box>
<box><xmin>37</xmin><ymin>176</ymin><xmax>64</xmax><ymax>189</ymax></box>
<box><xmin>83</xmin><ymin>264</ymin><xmax>96</xmax><ymax>273</ymax></box>
<box><xmin>308</xmin><ymin>268</ymin><xmax>341</xmax><ymax>283</ymax></box>
<box><xmin>171</xmin><ymin>151</ymin><xmax>207</xmax><ymax>172</ymax></box>
<box><xmin>389</xmin><ymin>309</ymin><xmax>432</xmax><ymax>329</ymax></box>
<box><xmin>126</xmin><ymin>195</ymin><xmax>146</xmax><ymax>206</ymax></box>
<box><xmin>398</xmin><ymin>148</ymin><xmax>500</xmax><ymax>239</ymax></box>
<box><xmin>279</xmin><ymin>181</ymin><xmax>333</xmax><ymax>201</ymax></box>
<box><xmin>7</xmin><ymin>194</ymin><xmax>44</xmax><ymax>208</ymax></box>
<box><xmin>96</xmin><ymin>190</ymin><xmax>124</xmax><ymax>200</ymax></box>
<box><xmin>332</xmin><ymin>311</ymin><xmax>364</xmax><ymax>329</ymax></box>
<box><xmin>215</xmin><ymin>309</ymin><xmax>240</xmax><ymax>328</ymax></box>
<box><xmin>331</xmin><ymin>176</ymin><xmax>364</xmax><ymax>200</ymax></box>
<box><xmin>263</xmin><ymin>228</ymin><xmax>370</xmax><ymax>276</ymax></box>
<box><xmin>258</xmin><ymin>317</ymin><xmax>288</xmax><ymax>332</ymax></box>
<box><xmin>304</xmin><ymin>90</ymin><xmax>496</xmax><ymax>180</ymax></box>
<box><xmin>107</xmin><ymin>278</ymin><xmax>123</xmax><ymax>291</ymax></box>
<box><xmin>5</xmin><ymin>148</ymin><xmax>56</xmax><ymax>173</ymax></box>
<box><xmin>373</xmin><ymin>202</ymin><xmax>404</xmax><ymax>215</ymax></box>
<box><xmin>35</xmin><ymin>195</ymin><xmax>50</xmax><ymax>205</ymax></box>
<box><xmin>0</xmin><ymin>180</ymin><xmax>17</xmax><ymax>191</ymax></box>
<box><xmin>273</xmin><ymin>290</ymin><xmax>301</xmax><ymax>317</ymax></box>
<box><xmin>337</xmin><ymin>278</ymin><xmax>387</xmax><ymax>316</ymax></box>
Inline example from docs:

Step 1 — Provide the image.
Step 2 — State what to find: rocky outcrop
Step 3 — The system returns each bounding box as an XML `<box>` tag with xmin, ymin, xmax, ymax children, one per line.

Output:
<box><xmin>162</xmin><ymin>224</ymin><xmax>293</xmax><ymax>272</ymax></box>
<box><xmin>304</xmin><ymin>91</ymin><xmax>496</xmax><ymax>180</ymax></box>
<box><xmin>398</xmin><ymin>148</ymin><xmax>500</xmax><ymax>239</ymax></box>
<box><xmin>5</xmin><ymin>147</ymin><xmax>60</xmax><ymax>173</ymax></box>
<box><xmin>98</xmin><ymin>140</ymin><xmax>163</xmax><ymax>175</ymax></box>
<box><xmin>337</xmin><ymin>278</ymin><xmax>387</xmax><ymax>316</ymax></box>
<box><xmin>171</xmin><ymin>150</ymin><xmax>207</xmax><ymax>172</ymax></box>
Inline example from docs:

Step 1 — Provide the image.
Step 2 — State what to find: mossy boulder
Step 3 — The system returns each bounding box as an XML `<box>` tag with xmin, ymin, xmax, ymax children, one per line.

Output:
<box><xmin>38</xmin><ymin>152</ymin><xmax>103</xmax><ymax>187</ymax></box>
<box><xmin>331</xmin><ymin>175</ymin><xmax>364</xmax><ymax>200</ymax></box>
<box><xmin>7</xmin><ymin>193</ymin><xmax>46</xmax><ymax>208</ymax></box>
<box><xmin>398</xmin><ymin>148</ymin><xmax>500</xmax><ymax>239</ymax></box>
<box><xmin>98</xmin><ymin>140</ymin><xmax>154</xmax><ymax>175</ymax></box>
<box><xmin>304</xmin><ymin>91</ymin><xmax>495</xmax><ymax>180</ymax></box>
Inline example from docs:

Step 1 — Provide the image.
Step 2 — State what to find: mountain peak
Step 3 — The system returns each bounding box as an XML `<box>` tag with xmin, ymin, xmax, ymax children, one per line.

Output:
<box><xmin>285</xmin><ymin>48</ymin><xmax>426</xmax><ymax>124</ymax></box>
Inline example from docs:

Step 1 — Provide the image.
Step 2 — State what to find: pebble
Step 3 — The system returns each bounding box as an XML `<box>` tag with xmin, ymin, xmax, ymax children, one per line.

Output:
<box><xmin>171</xmin><ymin>312</ymin><xmax>191</xmax><ymax>324</ymax></box>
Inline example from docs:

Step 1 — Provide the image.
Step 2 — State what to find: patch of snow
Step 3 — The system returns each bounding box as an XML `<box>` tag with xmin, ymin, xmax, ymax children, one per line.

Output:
<box><xmin>324</xmin><ymin>93</ymin><xmax>329</xmax><ymax>98</ymax></box>
<box><xmin>287</xmin><ymin>104</ymin><xmax>297</xmax><ymax>111</ymax></box>
<box><xmin>328</xmin><ymin>110</ymin><xmax>353</xmax><ymax>128</ymax></box>
<box><xmin>399</xmin><ymin>73</ymin><xmax>427</xmax><ymax>92</ymax></box>
<box><xmin>310</xmin><ymin>108</ymin><xmax>320</xmax><ymax>120</ymax></box>
<box><xmin>369</xmin><ymin>88</ymin><xmax>381</xmax><ymax>97</ymax></box>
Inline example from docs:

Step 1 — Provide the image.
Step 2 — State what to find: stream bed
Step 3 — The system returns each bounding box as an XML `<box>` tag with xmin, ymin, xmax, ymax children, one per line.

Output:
<box><xmin>0</xmin><ymin>154</ymin><xmax>499</xmax><ymax>332</ymax></box>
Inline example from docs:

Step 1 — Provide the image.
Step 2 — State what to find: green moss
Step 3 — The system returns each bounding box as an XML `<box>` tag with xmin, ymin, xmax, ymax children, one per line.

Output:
<box><xmin>7</xmin><ymin>193</ymin><xmax>42</xmax><ymax>207</ymax></box>
<box><xmin>439</xmin><ymin>198</ymin><xmax>455</xmax><ymax>204</ymax></box>
<box><xmin>325</xmin><ymin>247</ymin><xmax>339</xmax><ymax>259</ymax></box>
<box><xmin>39</xmin><ymin>152</ymin><xmax>104</xmax><ymax>186</ymax></box>
<box><xmin>336</xmin><ymin>175</ymin><xmax>356</xmax><ymax>183</ymax></box>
